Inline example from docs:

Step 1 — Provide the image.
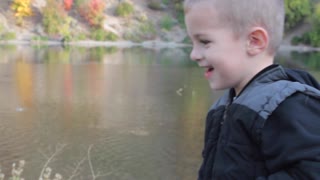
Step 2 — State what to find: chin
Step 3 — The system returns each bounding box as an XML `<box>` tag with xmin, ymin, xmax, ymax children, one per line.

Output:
<box><xmin>209</xmin><ymin>82</ymin><xmax>230</xmax><ymax>91</ymax></box>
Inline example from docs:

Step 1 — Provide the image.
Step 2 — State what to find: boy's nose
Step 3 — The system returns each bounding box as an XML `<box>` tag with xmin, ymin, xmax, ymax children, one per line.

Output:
<box><xmin>190</xmin><ymin>47</ymin><xmax>202</xmax><ymax>62</ymax></box>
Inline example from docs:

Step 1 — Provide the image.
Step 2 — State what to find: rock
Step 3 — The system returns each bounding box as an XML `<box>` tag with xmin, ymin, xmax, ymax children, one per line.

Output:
<box><xmin>32</xmin><ymin>0</ymin><xmax>46</xmax><ymax>11</ymax></box>
<box><xmin>147</xmin><ymin>1</ymin><xmax>167</xmax><ymax>11</ymax></box>
<box><xmin>35</xmin><ymin>23</ymin><xmax>45</xmax><ymax>36</ymax></box>
<box><xmin>134</xmin><ymin>8</ymin><xmax>148</xmax><ymax>22</ymax></box>
<box><xmin>160</xmin><ymin>26</ymin><xmax>187</xmax><ymax>43</ymax></box>
<box><xmin>0</xmin><ymin>13</ymin><xmax>9</xmax><ymax>32</ymax></box>
<box><xmin>103</xmin><ymin>16</ymin><xmax>122</xmax><ymax>36</ymax></box>
<box><xmin>0</xmin><ymin>0</ymin><xmax>188</xmax><ymax>47</ymax></box>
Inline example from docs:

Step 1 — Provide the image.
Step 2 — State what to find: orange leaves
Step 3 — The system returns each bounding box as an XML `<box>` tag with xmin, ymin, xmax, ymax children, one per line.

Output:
<box><xmin>64</xmin><ymin>0</ymin><xmax>73</xmax><ymax>11</ymax></box>
<box><xmin>79</xmin><ymin>0</ymin><xmax>106</xmax><ymax>27</ymax></box>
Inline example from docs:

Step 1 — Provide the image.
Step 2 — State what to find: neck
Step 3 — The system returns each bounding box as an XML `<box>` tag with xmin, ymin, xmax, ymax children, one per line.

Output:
<box><xmin>234</xmin><ymin>56</ymin><xmax>274</xmax><ymax>95</ymax></box>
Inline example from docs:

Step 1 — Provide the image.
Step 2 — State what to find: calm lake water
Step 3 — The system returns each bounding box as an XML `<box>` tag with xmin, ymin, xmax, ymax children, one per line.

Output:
<box><xmin>0</xmin><ymin>45</ymin><xmax>319</xmax><ymax>180</ymax></box>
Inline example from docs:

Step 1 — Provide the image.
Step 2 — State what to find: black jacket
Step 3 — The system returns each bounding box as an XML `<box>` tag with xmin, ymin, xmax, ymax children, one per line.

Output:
<box><xmin>199</xmin><ymin>65</ymin><xmax>320</xmax><ymax>180</ymax></box>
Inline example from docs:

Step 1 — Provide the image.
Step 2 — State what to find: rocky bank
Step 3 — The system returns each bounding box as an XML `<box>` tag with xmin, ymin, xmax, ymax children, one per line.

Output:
<box><xmin>0</xmin><ymin>0</ymin><xmax>190</xmax><ymax>48</ymax></box>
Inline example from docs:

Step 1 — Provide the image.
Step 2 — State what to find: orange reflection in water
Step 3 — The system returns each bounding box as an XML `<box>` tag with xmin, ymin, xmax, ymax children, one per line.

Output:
<box><xmin>63</xmin><ymin>64</ymin><xmax>74</xmax><ymax>109</ymax></box>
<box><xmin>15</xmin><ymin>60</ymin><xmax>33</xmax><ymax>108</ymax></box>
<box><xmin>88</xmin><ymin>63</ymin><xmax>103</xmax><ymax>98</ymax></box>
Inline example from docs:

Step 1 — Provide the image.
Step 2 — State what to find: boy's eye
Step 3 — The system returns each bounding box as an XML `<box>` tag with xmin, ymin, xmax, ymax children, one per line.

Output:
<box><xmin>199</xmin><ymin>40</ymin><xmax>210</xmax><ymax>45</ymax></box>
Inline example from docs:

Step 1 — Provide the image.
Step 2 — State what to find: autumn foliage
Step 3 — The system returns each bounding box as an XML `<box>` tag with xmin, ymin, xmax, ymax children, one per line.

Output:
<box><xmin>79</xmin><ymin>0</ymin><xmax>106</xmax><ymax>27</ymax></box>
<box><xmin>64</xmin><ymin>0</ymin><xmax>73</xmax><ymax>11</ymax></box>
<box><xmin>11</xmin><ymin>0</ymin><xmax>33</xmax><ymax>19</ymax></box>
<box><xmin>42</xmin><ymin>0</ymin><xmax>69</xmax><ymax>35</ymax></box>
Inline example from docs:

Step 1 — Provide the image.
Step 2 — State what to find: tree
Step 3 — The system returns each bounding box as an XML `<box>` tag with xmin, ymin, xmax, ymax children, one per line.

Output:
<box><xmin>78</xmin><ymin>0</ymin><xmax>106</xmax><ymax>27</ymax></box>
<box><xmin>285</xmin><ymin>0</ymin><xmax>311</xmax><ymax>30</ymax></box>
<box><xmin>64</xmin><ymin>0</ymin><xmax>73</xmax><ymax>11</ymax></box>
<box><xmin>10</xmin><ymin>0</ymin><xmax>33</xmax><ymax>25</ymax></box>
<box><xmin>296</xmin><ymin>2</ymin><xmax>320</xmax><ymax>47</ymax></box>
<box><xmin>312</xmin><ymin>2</ymin><xmax>320</xmax><ymax>26</ymax></box>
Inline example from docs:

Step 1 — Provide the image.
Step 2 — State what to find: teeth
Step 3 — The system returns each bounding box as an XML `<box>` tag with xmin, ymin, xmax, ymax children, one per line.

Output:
<box><xmin>199</xmin><ymin>65</ymin><xmax>214</xmax><ymax>71</ymax></box>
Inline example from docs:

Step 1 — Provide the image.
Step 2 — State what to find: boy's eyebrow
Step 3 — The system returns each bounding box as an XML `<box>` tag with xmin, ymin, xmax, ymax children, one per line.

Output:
<box><xmin>193</xmin><ymin>33</ymin><xmax>206</xmax><ymax>38</ymax></box>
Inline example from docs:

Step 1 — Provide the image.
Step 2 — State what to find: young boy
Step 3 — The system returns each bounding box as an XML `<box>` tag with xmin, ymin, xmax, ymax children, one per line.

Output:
<box><xmin>184</xmin><ymin>0</ymin><xmax>320</xmax><ymax>179</ymax></box>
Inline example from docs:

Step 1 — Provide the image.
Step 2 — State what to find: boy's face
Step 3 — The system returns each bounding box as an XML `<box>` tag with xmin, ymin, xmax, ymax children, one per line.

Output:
<box><xmin>185</xmin><ymin>1</ymin><xmax>252</xmax><ymax>93</ymax></box>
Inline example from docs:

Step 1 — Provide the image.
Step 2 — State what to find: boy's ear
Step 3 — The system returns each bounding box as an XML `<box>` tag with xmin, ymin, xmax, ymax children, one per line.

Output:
<box><xmin>246</xmin><ymin>27</ymin><xmax>269</xmax><ymax>56</ymax></box>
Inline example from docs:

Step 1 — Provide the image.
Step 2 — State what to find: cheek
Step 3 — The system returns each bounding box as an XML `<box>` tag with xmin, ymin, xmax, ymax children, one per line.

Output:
<box><xmin>216</xmin><ymin>60</ymin><xmax>242</xmax><ymax>79</ymax></box>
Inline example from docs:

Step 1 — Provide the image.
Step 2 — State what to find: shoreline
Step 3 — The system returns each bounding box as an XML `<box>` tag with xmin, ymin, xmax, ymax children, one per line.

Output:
<box><xmin>0</xmin><ymin>39</ymin><xmax>319</xmax><ymax>52</ymax></box>
<box><xmin>278</xmin><ymin>45</ymin><xmax>320</xmax><ymax>52</ymax></box>
<box><xmin>0</xmin><ymin>39</ymin><xmax>191</xmax><ymax>49</ymax></box>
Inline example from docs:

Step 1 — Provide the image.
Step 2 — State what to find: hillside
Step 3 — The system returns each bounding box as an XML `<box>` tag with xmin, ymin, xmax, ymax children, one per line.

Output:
<box><xmin>0</xmin><ymin>0</ymin><xmax>317</xmax><ymax>51</ymax></box>
<box><xmin>0</xmin><ymin>0</ymin><xmax>187</xmax><ymax>46</ymax></box>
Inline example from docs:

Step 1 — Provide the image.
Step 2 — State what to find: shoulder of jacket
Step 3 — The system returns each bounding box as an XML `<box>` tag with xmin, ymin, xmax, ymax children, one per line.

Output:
<box><xmin>240</xmin><ymin>81</ymin><xmax>320</xmax><ymax>119</ymax></box>
<box><xmin>232</xmin><ymin>80</ymin><xmax>320</xmax><ymax>142</ymax></box>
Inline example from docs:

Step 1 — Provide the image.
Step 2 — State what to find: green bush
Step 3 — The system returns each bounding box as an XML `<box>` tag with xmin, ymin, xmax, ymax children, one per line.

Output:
<box><xmin>31</xmin><ymin>36</ymin><xmax>49</xmax><ymax>42</ymax></box>
<box><xmin>285</xmin><ymin>0</ymin><xmax>311</xmax><ymax>30</ymax></box>
<box><xmin>42</xmin><ymin>0</ymin><xmax>71</xmax><ymax>36</ymax></box>
<box><xmin>307</xmin><ymin>30</ymin><xmax>320</xmax><ymax>47</ymax></box>
<box><xmin>115</xmin><ymin>1</ymin><xmax>134</xmax><ymax>17</ymax></box>
<box><xmin>301</xmin><ymin>32</ymin><xmax>311</xmax><ymax>44</ymax></box>
<box><xmin>106</xmin><ymin>32</ymin><xmax>118</xmax><ymax>41</ymax></box>
<box><xmin>162</xmin><ymin>0</ymin><xmax>169</xmax><ymax>5</ymax></box>
<box><xmin>91</xmin><ymin>29</ymin><xmax>104</xmax><ymax>41</ymax></box>
<box><xmin>123</xmin><ymin>31</ymin><xmax>143</xmax><ymax>42</ymax></box>
<box><xmin>312</xmin><ymin>3</ymin><xmax>320</xmax><ymax>26</ymax></box>
<box><xmin>148</xmin><ymin>1</ymin><xmax>165</xmax><ymax>11</ymax></box>
<box><xmin>295</xmin><ymin>29</ymin><xmax>320</xmax><ymax>47</ymax></box>
<box><xmin>291</xmin><ymin>36</ymin><xmax>302</xmax><ymax>45</ymax></box>
<box><xmin>123</xmin><ymin>31</ymin><xmax>141</xmax><ymax>42</ymax></box>
<box><xmin>135</xmin><ymin>11</ymin><xmax>148</xmax><ymax>22</ymax></box>
<box><xmin>1</xmin><ymin>32</ymin><xmax>16</xmax><ymax>40</ymax></box>
<box><xmin>160</xmin><ymin>15</ymin><xmax>174</xmax><ymax>31</ymax></box>
<box><xmin>124</xmin><ymin>21</ymin><xmax>157</xmax><ymax>42</ymax></box>
<box><xmin>90</xmin><ymin>28</ymin><xmax>118</xmax><ymax>41</ymax></box>
<box><xmin>0</xmin><ymin>24</ymin><xmax>4</xmax><ymax>34</ymax></box>
<box><xmin>63</xmin><ymin>34</ymin><xmax>73</xmax><ymax>42</ymax></box>
<box><xmin>289</xmin><ymin>2</ymin><xmax>320</xmax><ymax>47</ymax></box>
<box><xmin>174</xmin><ymin>2</ymin><xmax>185</xmax><ymax>25</ymax></box>
<box><xmin>182</xmin><ymin>36</ymin><xmax>192</xmax><ymax>44</ymax></box>
<box><xmin>172</xmin><ymin>0</ymin><xmax>183</xmax><ymax>3</ymax></box>
<box><xmin>74</xmin><ymin>33</ymin><xmax>87</xmax><ymax>41</ymax></box>
<box><xmin>140</xmin><ymin>21</ymin><xmax>156</xmax><ymax>34</ymax></box>
<box><xmin>74</xmin><ymin>0</ymin><xmax>86</xmax><ymax>8</ymax></box>
<box><xmin>138</xmin><ymin>20</ymin><xmax>157</xmax><ymax>40</ymax></box>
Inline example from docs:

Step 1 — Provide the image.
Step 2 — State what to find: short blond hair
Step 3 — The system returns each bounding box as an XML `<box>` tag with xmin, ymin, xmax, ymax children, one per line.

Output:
<box><xmin>184</xmin><ymin>0</ymin><xmax>285</xmax><ymax>55</ymax></box>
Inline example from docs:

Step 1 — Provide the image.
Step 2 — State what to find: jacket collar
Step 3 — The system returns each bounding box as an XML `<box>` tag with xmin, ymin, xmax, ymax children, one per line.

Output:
<box><xmin>232</xmin><ymin>64</ymin><xmax>287</xmax><ymax>99</ymax></box>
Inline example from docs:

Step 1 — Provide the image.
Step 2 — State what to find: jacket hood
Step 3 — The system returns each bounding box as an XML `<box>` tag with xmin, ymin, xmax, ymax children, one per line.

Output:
<box><xmin>285</xmin><ymin>68</ymin><xmax>320</xmax><ymax>90</ymax></box>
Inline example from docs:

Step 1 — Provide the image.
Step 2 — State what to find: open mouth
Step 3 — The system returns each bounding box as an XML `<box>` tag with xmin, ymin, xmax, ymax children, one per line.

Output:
<box><xmin>206</xmin><ymin>67</ymin><xmax>214</xmax><ymax>72</ymax></box>
<box><xmin>204</xmin><ymin>66</ymin><xmax>214</xmax><ymax>79</ymax></box>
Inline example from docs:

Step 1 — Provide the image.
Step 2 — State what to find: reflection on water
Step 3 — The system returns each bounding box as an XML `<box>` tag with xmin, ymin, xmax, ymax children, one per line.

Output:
<box><xmin>0</xmin><ymin>45</ymin><xmax>319</xmax><ymax>179</ymax></box>
<box><xmin>0</xmin><ymin>46</ymin><xmax>215</xmax><ymax>180</ymax></box>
